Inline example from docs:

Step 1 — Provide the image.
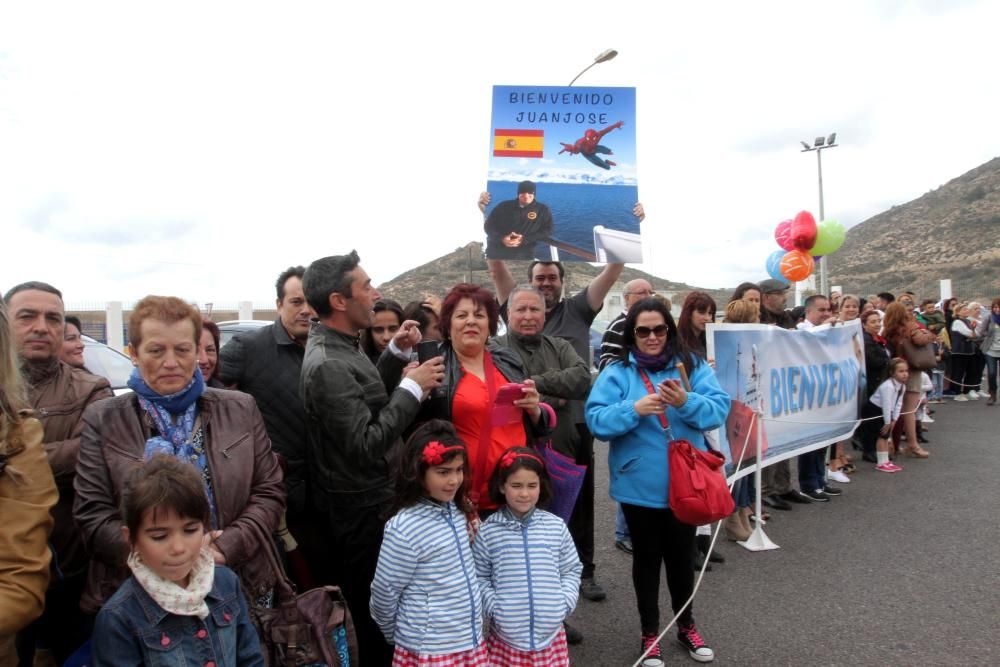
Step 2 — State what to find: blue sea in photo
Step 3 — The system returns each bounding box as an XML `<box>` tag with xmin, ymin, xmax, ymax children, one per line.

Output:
<box><xmin>485</xmin><ymin>180</ymin><xmax>640</xmax><ymax>262</ymax></box>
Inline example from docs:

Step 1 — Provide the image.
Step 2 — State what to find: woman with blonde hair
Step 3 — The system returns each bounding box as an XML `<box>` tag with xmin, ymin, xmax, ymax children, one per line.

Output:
<box><xmin>724</xmin><ymin>298</ymin><xmax>759</xmax><ymax>325</ymax></box>
<box><xmin>0</xmin><ymin>301</ymin><xmax>58</xmax><ymax>640</ymax></box>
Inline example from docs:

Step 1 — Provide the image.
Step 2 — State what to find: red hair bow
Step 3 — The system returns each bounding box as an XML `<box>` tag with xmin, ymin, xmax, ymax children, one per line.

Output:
<box><xmin>422</xmin><ymin>441</ymin><xmax>463</xmax><ymax>466</ymax></box>
<box><xmin>500</xmin><ymin>449</ymin><xmax>543</xmax><ymax>469</ymax></box>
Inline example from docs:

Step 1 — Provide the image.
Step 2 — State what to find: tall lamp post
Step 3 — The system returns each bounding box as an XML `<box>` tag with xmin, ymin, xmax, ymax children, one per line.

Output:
<box><xmin>800</xmin><ymin>132</ymin><xmax>837</xmax><ymax>295</ymax></box>
<box><xmin>568</xmin><ymin>49</ymin><xmax>617</xmax><ymax>86</ymax></box>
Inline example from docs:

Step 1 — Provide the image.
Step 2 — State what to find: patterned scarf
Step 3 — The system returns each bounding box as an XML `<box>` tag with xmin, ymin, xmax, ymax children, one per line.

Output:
<box><xmin>128</xmin><ymin>368</ymin><xmax>216</xmax><ymax>523</ymax></box>
<box><xmin>128</xmin><ymin>548</ymin><xmax>215</xmax><ymax>619</ymax></box>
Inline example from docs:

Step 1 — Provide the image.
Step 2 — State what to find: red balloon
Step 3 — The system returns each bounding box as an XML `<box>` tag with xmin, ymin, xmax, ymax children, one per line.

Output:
<box><xmin>780</xmin><ymin>249</ymin><xmax>814</xmax><ymax>282</ymax></box>
<box><xmin>790</xmin><ymin>210</ymin><xmax>817</xmax><ymax>251</ymax></box>
<box><xmin>774</xmin><ymin>219</ymin><xmax>794</xmax><ymax>251</ymax></box>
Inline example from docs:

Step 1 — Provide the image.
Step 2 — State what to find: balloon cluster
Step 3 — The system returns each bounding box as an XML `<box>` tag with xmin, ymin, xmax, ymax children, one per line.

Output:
<box><xmin>766</xmin><ymin>211</ymin><xmax>845</xmax><ymax>282</ymax></box>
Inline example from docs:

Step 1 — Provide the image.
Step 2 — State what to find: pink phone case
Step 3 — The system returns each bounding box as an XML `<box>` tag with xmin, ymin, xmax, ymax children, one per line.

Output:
<box><xmin>495</xmin><ymin>383</ymin><xmax>526</xmax><ymax>404</ymax></box>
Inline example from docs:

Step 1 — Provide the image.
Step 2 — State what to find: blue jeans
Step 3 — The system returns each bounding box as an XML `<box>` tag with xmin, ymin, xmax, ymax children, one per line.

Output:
<box><xmin>797</xmin><ymin>449</ymin><xmax>827</xmax><ymax>493</ymax></box>
<box><xmin>986</xmin><ymin>355</ymin><xmax>999</xmax><ymax>393</ymax></box>
<box><xmin>732</xmin><ymin>476</ymin><xmax>753</xmax><ymax>509</ymax></box>
<box><xmin>931</xmin><ymin>369</ymin><xmax>944</xmax><ymax>399</ymax></box>
<box><xmin>615</xmin><ymin>503</ymin><xmax>630</xmax><ymax>541</ymax></box>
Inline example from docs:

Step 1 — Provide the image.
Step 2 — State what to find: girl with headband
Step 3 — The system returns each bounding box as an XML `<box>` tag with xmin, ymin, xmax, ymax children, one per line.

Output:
<box><xmin>472</xmin><ymin>446</ymin><xmax>581</xmax><ymax>666</ymax></box>
<box><xmin>370</xmin><ymin>420</ymin><xmax>487</xmax><ymax>666</ymax></box>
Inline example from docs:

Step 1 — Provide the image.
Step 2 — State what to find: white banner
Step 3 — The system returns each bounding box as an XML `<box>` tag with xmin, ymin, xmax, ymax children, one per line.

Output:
<box><xmin>707</xmin><ymin>320</ymin><xmax>866</xmax><ymax>479</ymax></box>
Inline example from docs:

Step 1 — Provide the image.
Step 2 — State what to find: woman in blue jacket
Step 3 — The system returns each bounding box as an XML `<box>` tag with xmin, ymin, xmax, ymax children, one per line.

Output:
<box><xmin>586</xmin><ymin>298</ymin><xmax>729</xmax><ymax>666</ymax></box>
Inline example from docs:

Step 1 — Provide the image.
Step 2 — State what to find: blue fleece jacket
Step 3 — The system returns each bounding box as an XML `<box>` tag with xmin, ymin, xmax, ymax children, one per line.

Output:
<box><xmin>585</xmin><ymin>354</ymin><xmax>730</xmax><ymax>509</ymax></box>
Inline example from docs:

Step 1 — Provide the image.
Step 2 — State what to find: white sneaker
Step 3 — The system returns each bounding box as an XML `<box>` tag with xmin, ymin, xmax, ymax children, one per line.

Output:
<box><xmin>977</xmin><ymin>390</ymin><xmax>990</xmax><ymax>398</ymax></box>
<box><xmin>922</xmin><ymin>414</ymin><xmax>935</xmax><ymax>423</ymax></box>
<box><xmin>953</xmin><ymin>394</ymin><xmax>969</xmax><ymax>402</ymax></box>
<box><xmin>828</xmin><ymin>469</ymin><xmax>851</xmax><ymax>483</ymax></box>
<box><xmin>967</xmin><ymin>391</ymin><xmax>980</xmax><ymax>400</ymax></box>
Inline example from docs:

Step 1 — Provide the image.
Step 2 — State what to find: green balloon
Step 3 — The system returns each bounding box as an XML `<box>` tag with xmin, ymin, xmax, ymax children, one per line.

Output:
<box><xmin>810</xmin><ymin>220</ymin><xmax>845</xmax><ymax>256</ymax></box>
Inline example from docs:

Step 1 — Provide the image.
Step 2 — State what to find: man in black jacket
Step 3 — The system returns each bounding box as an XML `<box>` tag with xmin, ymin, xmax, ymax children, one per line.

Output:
<box><xmin>218</xmin><ymin>266</ymin><xmax>331</xmax><ymax>578</ymax></box>
<box><xmin>756</xmin><ymin>279</ymin><xmax>811</xmax><ymax>511</ymax></box>
<box><xmin>484</xmin><ymin>180</ymin><xmax>554</xmax><ymax>260</ymax></box>
<box><xmin>300</xmin><ymin>250</ymin><xmax>443</xmax><ymax>667</ymax></box>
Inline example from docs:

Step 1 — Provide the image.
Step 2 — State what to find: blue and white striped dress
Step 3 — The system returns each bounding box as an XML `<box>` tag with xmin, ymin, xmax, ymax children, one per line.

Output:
<box><xmin>472</xmin><ymin>506</ymin><xmax>581</xmax><ymax>652</ymax></box>
<box><xmin>370</xmin><ymin>498</ymin><xmax>484</xmax><ymax>656</ymax></box>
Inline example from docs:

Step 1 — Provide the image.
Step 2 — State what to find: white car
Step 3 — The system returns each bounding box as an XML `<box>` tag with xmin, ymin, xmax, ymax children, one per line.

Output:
<box><xmin>82</xmin><ymin>335</ymin><xmax>134</xmax><ymax>395</ymax></box>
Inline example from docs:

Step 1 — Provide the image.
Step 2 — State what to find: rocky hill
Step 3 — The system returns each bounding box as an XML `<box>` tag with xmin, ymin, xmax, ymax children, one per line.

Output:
<box><xmin>829</xmin><ymin>157</ymin><xmax>1000</xmax><ymax>300</ymax></box>
<box><xmin>378</xmin><ymin>158</ymin><xmax>1000</xmax><ymax>308</ymax></box>
<box><xmin>377</xmin><ymin>242</ymin><xmax>730</xmax><ymax>306</ymax></box>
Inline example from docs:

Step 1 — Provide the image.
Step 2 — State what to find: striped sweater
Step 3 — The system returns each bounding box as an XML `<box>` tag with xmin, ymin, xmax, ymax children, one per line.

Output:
<box><xmin>370</xmin><ymin>499</ymin><xmax>483</xmax><ymax>655</ymax></box>
<box><xmin>472</xmin><ymin>506</ymin><xmax>581</xmax><ymax>652</ymax></box>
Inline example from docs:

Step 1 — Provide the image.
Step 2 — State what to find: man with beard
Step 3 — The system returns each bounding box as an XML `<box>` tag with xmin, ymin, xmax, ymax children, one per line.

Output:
<box><xmin>4</xmin><ymin>282</ymin><xmax>112</xmax><ymax>665</ymax></box>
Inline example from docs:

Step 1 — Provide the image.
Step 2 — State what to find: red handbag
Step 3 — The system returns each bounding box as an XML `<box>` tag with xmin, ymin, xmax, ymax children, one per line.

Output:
<box><xmin>639</xmin><ymin>369</ymin><xmax>735</xmax><ymax>526</ymax></box>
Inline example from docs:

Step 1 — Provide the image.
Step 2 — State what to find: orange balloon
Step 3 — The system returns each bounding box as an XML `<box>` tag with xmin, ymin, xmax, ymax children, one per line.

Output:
<box><xmin>780</xmin><ymin>249</ymin><xmax>814</xmax><ymax>282</ymax></box>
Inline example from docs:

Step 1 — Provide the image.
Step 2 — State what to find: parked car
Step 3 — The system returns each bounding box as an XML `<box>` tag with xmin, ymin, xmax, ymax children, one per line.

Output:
<box><xmin>216</xmin><ymin>320</ymin><xmax>271</xmax><ymax>348</ymax></box>
<box><xmin>590</xmin><ymin>320</ymin><xmax>610</xmax><ymax>369</ymax></box>
<box><xmin>81</xmin><ymin>335</ymin><xmax>134</xmax><ymax>394</ymax></box>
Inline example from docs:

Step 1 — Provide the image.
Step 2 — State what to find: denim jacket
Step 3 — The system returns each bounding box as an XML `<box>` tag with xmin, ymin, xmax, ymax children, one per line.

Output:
<box><xmin>92</xmin><ymin>565</ymin><xmax>264</xmax><ymax>667</ymax></box>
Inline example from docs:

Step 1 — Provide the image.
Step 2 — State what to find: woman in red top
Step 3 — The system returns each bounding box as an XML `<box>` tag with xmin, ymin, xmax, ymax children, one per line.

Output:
<box><xmin>417</xmin><ymin>284</ymin><xmax>550</xmax><ymax>515</ymax></box>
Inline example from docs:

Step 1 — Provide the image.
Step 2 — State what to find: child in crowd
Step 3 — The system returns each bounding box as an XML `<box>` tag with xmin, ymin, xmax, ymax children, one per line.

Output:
<box><xmin>370</xmin><ymin>420</ymin><xmax>486</xmax><ymax>666</ymax></box>
<box><xmin>867</xmin><ymin>358</ymin><xmax>909</xmax><ymax>473</ymax></box>
<box><xmin>473</xmin><ymin>447</ymin><xmax>581</xmax><ymax>667</ymax></box>
<box><xmin>91</xmin><ymin>456</ymin><xmax>263</xmax><ymax>666</ymax></box>
<box><xmin>916</xmin><ymin>371</ymin><xmax>934</xmax><ymax>442</ymax></box>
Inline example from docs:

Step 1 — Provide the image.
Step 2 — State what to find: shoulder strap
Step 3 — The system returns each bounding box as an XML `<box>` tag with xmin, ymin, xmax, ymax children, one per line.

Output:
<box><xmin>637</xmin><ymin>368</ymin><xmax>670</xmax><ymax>431</ymax></box>
<box><xmin>471</xmin><ymin>350</ymin><xmax>498</xmax><ymax>503</ymax></box>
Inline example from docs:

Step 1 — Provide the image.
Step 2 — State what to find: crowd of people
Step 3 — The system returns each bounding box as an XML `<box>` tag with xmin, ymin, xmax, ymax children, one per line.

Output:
<box><xmin>2</xmin><ymin>199</ymin><xmax>997</xmax><ymax>666</ymax></box>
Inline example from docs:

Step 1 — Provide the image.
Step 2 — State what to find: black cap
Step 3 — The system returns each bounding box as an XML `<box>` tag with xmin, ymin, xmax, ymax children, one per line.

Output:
<box><xmin>517</xmin><ymin>180</ymin><xmax>536</xmax><ymax>195</ymax></box>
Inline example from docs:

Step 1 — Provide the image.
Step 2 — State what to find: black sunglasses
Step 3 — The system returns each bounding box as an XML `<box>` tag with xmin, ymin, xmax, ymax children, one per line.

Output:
<box><xmin>634</xmin><ymin>324</ymin><xmax>668</xmax><ymax>339</ymax></box>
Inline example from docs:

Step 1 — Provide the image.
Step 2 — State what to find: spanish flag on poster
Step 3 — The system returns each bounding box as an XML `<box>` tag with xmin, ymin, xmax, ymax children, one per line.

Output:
<box><xmin>493</xmin><ymin>129</ymin><xmax>544</xmax><ymax>158</ymax></box>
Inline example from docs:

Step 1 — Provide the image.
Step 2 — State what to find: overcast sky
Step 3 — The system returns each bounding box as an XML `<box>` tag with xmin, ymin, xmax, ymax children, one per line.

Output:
<box><xmin>2</xmin><ymin>0</ymin><xmax>997</xmax><ymax>306</ymax></box>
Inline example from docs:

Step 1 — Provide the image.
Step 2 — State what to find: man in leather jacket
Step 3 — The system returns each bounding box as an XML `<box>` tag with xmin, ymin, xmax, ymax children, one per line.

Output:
<box><xmin>4</xmin><ymin>281</ymin><xmax>112</xmax><ymax>665</ymax></box>
<box><xmin>300</xmin><ymin>251</ymin><xmax>444</xmax><ymax>667</ymax></box>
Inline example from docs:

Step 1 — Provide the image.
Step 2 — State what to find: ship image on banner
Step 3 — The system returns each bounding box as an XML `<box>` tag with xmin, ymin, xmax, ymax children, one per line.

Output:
<box><xmin>483</xmin><ymin>85</ymin><xmax>640</xmax><ymax>263</ymax></box>
<box><xmin>707</xmin><ymin>320</ymin><xmax>866</xmax><ymax>480</ymax></box>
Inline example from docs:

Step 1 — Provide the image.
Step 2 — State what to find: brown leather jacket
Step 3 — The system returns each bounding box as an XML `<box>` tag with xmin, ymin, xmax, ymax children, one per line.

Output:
<box><xmin>73</xmin><ymin>388</ymin><xmax>286</xmax><ymax>613</ymax></box>
<box><xmin>25</xmin><ymin>359</ymin><xmax>112</xmax><ymax>580</ymax></box>
<box><xmin>0</xmin><ymin>414</ymin><xmax>58</xmax><ymax>634</ymax></box>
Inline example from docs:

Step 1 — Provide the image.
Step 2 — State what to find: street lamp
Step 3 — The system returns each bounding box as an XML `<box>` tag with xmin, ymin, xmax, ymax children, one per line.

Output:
<box><xmin>799</xmin><ymin>132</ymin><xmax>838</xmax><ymax>295</ymax></box>
<box><xmin>568</xmin><ymin>49</ymin><xmax>618</xmax><ymax>86</ymax></box>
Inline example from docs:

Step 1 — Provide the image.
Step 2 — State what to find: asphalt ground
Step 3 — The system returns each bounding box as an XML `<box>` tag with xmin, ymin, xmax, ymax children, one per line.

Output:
<box><xmin>566</xmin><ymin>397</ymin><xmax>999</xmax><ymax>666</ymax></box>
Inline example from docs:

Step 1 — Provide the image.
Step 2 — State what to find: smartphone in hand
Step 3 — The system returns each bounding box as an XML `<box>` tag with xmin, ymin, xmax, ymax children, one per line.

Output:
<box><xmin>495</xmin><ymin>383</ymin><xmax>526</xmax><ymax>404</ymax></box>
<box><xmin>493</xmin><ymin>383</ymin><xmax>526</xmax><ymax>426</ymax></box>
<box><xmin>416</xmin><ymin>340</ymin><xmax>440</xmax><ymax>363</ymax></box>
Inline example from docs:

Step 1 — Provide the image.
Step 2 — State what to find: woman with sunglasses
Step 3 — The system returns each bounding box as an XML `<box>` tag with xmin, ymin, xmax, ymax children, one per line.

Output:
<box><xmin>586</xmin><ymin>297</ymin><xmax>729</xmax><ymax>666</ymax></box>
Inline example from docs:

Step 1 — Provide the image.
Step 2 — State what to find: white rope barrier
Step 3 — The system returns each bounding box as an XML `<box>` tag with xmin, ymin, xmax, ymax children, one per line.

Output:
<box><xmin>629</xmin><ymin>417</ymin><xmax>755</xmax><ymax>667</ymax></box>
<box><xmin>628</xmin><ymin>397</ymin><xmax>940</xmax><ymax>666</ymax></box>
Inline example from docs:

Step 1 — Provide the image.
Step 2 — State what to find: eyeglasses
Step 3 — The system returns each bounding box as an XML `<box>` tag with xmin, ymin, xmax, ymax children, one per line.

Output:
<box><xmin>634</xmin><ymin>324</ymin><xmax>668</xmax><ymax>339</ymax></box>
<box><xmin>625</xmin><ymin>290</ymin><xmax>655</xmax><ymax>297</ymax></box>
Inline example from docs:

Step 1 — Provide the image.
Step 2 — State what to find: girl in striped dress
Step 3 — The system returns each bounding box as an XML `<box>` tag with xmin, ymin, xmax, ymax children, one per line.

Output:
<box><xmin>371</xmin><ymin>420</ymin><xmax>487</xmax><ymax>667</ymax></box>
<box><xmin>473</xmin><ymin>447</ymin><xmax>582</xmax><ymax>667</ymax></box>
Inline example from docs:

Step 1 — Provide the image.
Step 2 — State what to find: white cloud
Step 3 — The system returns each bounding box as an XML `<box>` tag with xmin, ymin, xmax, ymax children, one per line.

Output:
<box><xmin>1</xmin><ymin>0</ymin><xmax>998</xmax><ymax>303</ymax></box>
